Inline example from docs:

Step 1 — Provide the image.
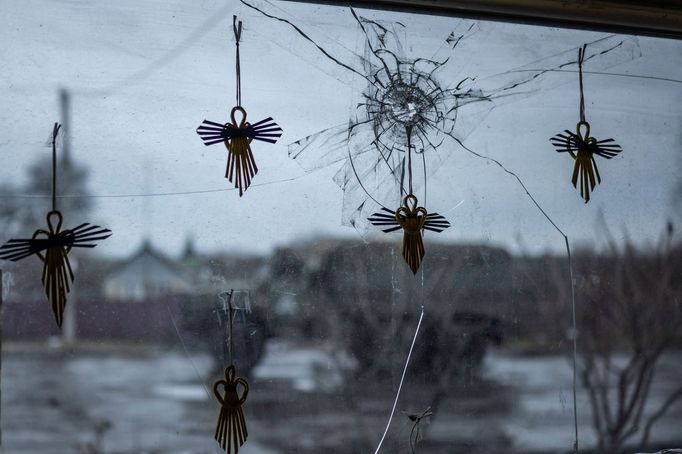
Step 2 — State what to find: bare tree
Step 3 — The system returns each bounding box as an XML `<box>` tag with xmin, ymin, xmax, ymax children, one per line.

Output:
<box><xmin>306</xmin><ymin>240</ymin><xmax>507</xmax><ymax>451</ymax></box>
<box><xmin>556</xmin><ymin>225</ymin><xmax>682</xmax><ymax>453</ymax></box>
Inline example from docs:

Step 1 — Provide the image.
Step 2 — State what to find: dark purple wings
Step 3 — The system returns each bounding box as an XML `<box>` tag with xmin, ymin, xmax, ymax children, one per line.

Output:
<box><xmin>197</xmin><ymin>117</ymin><xmax>283</xmax><ymax>146</ymax></box>
<box><xmin>368</xmin><ymin>208</ymin><xmax>451</xmax><ymax>233</ymax></box>
<box><xmin>550</xmin><ymin>130</ymin><xmax>622</xmax><ymax>159</ymax></box>
<box><xmin>0</xmin><ymin>223</ymin><xmax>112</xmax><ymax>262</ymax></box>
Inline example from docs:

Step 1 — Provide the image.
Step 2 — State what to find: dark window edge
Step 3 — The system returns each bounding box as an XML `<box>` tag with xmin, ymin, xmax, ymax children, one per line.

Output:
<box><xmin>277</xmin><ymin>0</ymin><xmax>682</xmax><ymax>39</ymax></box>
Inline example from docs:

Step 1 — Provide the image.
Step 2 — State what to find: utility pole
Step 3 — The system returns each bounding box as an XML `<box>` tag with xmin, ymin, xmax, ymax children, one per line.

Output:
<box><xmin>59</xmin><ymin>88</ymin><xmax>77</xmax><ymax>346</ymax></box>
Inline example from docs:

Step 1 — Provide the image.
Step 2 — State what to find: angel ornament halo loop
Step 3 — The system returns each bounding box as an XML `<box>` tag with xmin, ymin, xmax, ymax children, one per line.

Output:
<box><xmin>550</xmin><ymin>43</ymin><xmax>622</xmax><ymax>203</ymax></box>
<box><xmin>0</xmin><ymin>123</ymin><xmax>112</xmax><ymax>327</ymax></box>
<box><xmin>196</xmin><ymin>16</ymin><xmax>283</xmax><ymax>196</ymax></box>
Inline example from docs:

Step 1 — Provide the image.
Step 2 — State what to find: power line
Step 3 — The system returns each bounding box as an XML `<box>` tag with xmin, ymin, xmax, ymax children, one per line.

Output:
<box><xmin>0</xmin><ymin>173</ymin><xmax>310</xmax><ymax>200</ymax></box>
<box><xmin>507</xmin><ymin>68</ymin><xmax>682</xmax><ymax>85</ymax></box>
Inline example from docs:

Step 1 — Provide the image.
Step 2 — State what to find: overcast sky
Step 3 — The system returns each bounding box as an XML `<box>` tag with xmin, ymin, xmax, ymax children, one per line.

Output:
<box><xmin>1</xmin><ymin>0</ymin><xmax>681</xmax><ymax>260</ymax></box>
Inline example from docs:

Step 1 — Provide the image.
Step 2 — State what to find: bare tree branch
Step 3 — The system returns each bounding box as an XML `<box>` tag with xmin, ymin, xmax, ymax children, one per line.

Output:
<box><xmin>640</xmin><ymin>385</ymin><xmax>682</xmax><ymax>447</ymax></box>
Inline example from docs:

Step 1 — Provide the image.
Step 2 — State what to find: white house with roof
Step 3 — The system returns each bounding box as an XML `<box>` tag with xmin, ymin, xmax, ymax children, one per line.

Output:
<box><xmin>103</xmin><ymin>240</ymin><xmax>192</xmax><ymax>301</ymax></box>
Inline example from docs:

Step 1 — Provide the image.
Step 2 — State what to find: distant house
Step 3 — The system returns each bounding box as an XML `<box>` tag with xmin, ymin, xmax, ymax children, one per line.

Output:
<box><xmin>181</xmin><ymin>239</ymin><xmax>265</xmax><ymax>295</ymax></box>
<box><xmin>103</xmin><ymin>240</ymin><xmax>191</xmax><ymax>301</ymax></box>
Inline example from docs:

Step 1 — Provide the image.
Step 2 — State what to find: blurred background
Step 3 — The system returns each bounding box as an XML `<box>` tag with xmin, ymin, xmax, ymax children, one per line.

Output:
<box><xmin>0</xmin><ymin>0</ymin><xmax>681</xmax><ymax>453</ymax></box>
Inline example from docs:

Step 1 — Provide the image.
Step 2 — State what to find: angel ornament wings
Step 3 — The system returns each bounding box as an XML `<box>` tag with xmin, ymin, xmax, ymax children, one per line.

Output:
<box><xmin>369</xmin><ymin>194</ymin><xmax>450</xmax><ymax>274</ymax></box>
<box><xmin>550</xmin><ymin>43</ymin><xmax>622</xmax><ymax>203</ymax></box>
<box><xmin>550</xmin><ymin>120</ymin><xmax>621</xmax><ymax>203</ymax></box>
<box><xmin>0</xmin><ymin>123</ymin><xmax>112</xmax><ymax>327</ymax></box>
<box><xmin>197</xmin><ymin>106</ymin><xmax>282</xmax><ymax>196</ymax></box>
<box><xmin>196</xmin><ymin>17</ymin><xmax>282</xmax><ymax>196</ymax></box>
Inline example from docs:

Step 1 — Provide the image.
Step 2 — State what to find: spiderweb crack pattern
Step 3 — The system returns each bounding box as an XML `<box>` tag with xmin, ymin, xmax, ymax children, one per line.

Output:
<box><xmin>240</xmin><ymin>0</ymin><xmax>639</xmax><ymax>232</ymax></box>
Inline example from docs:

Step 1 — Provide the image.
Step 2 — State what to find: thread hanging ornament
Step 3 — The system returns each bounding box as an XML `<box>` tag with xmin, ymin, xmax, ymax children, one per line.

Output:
<box><xmin>0</xmin><ymin>123</ymin><xmax>112</xmax><ymax>327</ymax></box>
<box><xmin>197</xmin><ymin>16</ymin><xmax>283</xmax><ymax>196</ymax></box>
<box><xmin>549</xmin><ymin>44</ymin><xmax>622</xmax><ymax>203</ymax></box>
<box><xmin>213</xmin><ymin>290</ymin><xmax>250</xmax><ymax>454</ymax></box>
<box><xmin>368</xmin><ymin>126</ymin><xmax>450</xmax><ymax>274</ymax></box>
<box><xmin>214</xmin><ymin>365</ymin><xmax>249</xmax><ymax>454</ymax></box>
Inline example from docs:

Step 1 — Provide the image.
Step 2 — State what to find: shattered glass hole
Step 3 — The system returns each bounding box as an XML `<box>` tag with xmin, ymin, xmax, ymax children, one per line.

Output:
<box><xmin>366</xmin><ymin>63</ymin><xmax>448</xmax><ymax>156</ymax></box>
<box><xmin>383</xmin><ymin>80</ymin><xmax>432</xmax><ymax>126</ymax></box>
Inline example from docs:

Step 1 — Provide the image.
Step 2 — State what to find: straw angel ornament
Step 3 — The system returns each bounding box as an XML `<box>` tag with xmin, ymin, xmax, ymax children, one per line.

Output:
<box><xmin>0</xmin><ymin>123</ymin><xmax>112</xmax><ymax>326</ymax></box>
<box><xmin>550</xmin><ymin>43</ymin><xmax>622</xmax><ymax>203</ymax></box>
<box><xmin>213</xmin><ymin>290</ymin><xmax>251</xmax><ymax>454</ymax></box>
<box><xmin>368</xmin><ymin>126</ymin><xmax>450</xmax><ymax>274</ymax></box>
<box><xmin>196</xmin><ymin>16</ymin><xmax>283</xmax><ymax>196</ymax></box>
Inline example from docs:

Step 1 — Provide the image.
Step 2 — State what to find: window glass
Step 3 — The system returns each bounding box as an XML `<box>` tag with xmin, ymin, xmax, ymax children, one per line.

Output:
<box><xmin>1</xmin><ymin>1</ymin><xmax>681</xmax><ymax>453</ymax></box>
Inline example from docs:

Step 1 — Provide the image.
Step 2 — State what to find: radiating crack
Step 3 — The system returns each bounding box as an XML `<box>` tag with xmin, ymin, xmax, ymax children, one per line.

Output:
<box><xmin>235</xmin><ymin>6</ymin><xmax>645</xmax><ymax>452</ymax></box>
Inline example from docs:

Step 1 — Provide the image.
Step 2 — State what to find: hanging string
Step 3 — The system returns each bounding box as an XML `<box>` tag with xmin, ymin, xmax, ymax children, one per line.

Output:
<box><xmin>51</xmin><ymin>123</ymin><xmax>62</xmax><ymax>212</ymax></box>
<box><xmin>573</xmin><ymin>45</ymin><xmax>586</xmax><ymax>453</ymax></box>
<box><xmin>406</xmin><ymin>125</ymin><xmax>413</xmax><ymax>196</ymax></box>
<box><xmin>233</xmin><ymin>16</ymin><xmax>243</xmax><ymax>107</ymax></box>
<box><xmin>218</xmin><ymin>290</ymin><xmax>235</xmax><ymax>366</ymax></box>
<box><xmin>578</xmin><ymin>43</ymin><xmax>587</xmax><ymax>124</ymax></box>
<box><xmin>421</xmin><ymin>152</ymin><xmax>427</xmax><ymax>207</ymax></box>
<box><xmin>229</xmin><ymin>294</ymin><xmax>234</xmax><ymax>366</ymax></box>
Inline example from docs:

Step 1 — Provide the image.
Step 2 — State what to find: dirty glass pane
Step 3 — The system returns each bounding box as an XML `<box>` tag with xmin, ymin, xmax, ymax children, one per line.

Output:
<box><xmin>1</xmin><ymin>1</ymin><xmax>681</xmax><ymax>453</ymax></box>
